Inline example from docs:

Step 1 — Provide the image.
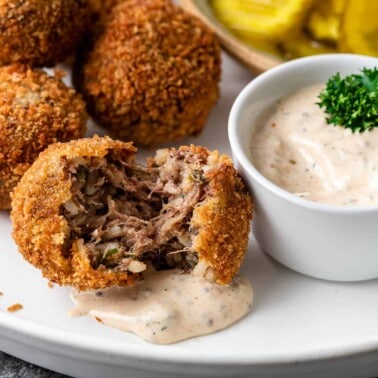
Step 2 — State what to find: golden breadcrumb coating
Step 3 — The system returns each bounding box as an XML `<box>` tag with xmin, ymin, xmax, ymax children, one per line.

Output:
<box><xmin>169</xmin><ymin>145</ymin><xmax>253</xmax><ymax>285</ymax></box>
<box><xmin>0</xmin><ymin>0</ymin><xmax>89</xmax><ymax>66</ymax></box>
<box><xmin>188</xmin><ymin>147</ymin><xmax>253</xmax><ymax>284</ymax></box>
<box><xmin>0</xmin><ymin>64</ymin><xmax>88</xmax><ymax>210</ymax></box>
<box><xmin>86</xmin><ymin>0</ymin><xmax>103</xmax><ymax>14</ymax></box>
<box><xmin>84</xmin><ymin>0</ymin><xmax>123</xmax><ymax>38</ymax></box>
<box><xmin>76</xmin><ymin>0</ymin><xmax>221</xmax><ymax>147</ymax></box>
<box><xmin>11</xmin><ymin>136</ymin><xmax>253</xmax><ymax>290</ymax></box>
<box><xmin>7</xmin><ymin>303</ymin><xmax>23</xmax><ymax>313</ymax></box>
<box><xmin>86</xmin><ymin>0</ymin><xmax>121</xmax><ymax>15</ymax></box>
<box><xmin>11</xmin><ymin>137</ymin><xmax>136</xmax><ymax>290</ymax></box>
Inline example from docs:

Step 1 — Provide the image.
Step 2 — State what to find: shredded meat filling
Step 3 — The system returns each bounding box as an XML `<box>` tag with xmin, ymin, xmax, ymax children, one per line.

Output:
<box><xmin>61</xmin><ymin>151</ymin><xmax>207</xmax><ymax>273</ymax></box>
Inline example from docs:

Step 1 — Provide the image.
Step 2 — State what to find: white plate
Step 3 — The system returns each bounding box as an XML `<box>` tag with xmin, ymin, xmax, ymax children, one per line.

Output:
<box><xmin>0</xmin><ymin>54</ymin><xmax>378</xmax><ymax>378</ymax></box>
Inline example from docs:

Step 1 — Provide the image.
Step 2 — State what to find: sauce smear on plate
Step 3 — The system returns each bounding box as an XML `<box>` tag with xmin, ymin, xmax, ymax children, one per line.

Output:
<box><xmin>70</xmin><ymin>268</ymin><xmax>253</xmax><ymax>344</ymax></box>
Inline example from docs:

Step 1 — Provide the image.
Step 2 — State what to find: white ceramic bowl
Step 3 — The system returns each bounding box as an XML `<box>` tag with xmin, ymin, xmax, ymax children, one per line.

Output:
<box><xmin>229</xmin><ymin>53</ymin><xmax>378</xmax><ymax>281</ymax></box>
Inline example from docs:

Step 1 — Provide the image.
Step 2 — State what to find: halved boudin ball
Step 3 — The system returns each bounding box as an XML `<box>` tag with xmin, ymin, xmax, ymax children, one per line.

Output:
<box><xmin>11</xmin><ymin>136</ymin><xmax>253</xmax><ymax>290</ymax></box>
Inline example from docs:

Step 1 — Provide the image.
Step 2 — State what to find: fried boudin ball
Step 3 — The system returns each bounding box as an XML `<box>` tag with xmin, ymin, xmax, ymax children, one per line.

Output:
<box><xmin>0</xmin><ymin>0</ymin><xmax>88</xmax><ymax>66</ymax></box>
<box><xmin>0</xmin><ymin>64</ymin><xmax>88</xmax><ymax>210</ymax></box>
<box><xmin>11</xmin><ymin>136</ymin><xmax>253</xmax><ymax>291</ymax></box>
<box><xmin>76</xmin><ymin>0</ymin><xmax>221</xmax><ymax>147</ymax></box>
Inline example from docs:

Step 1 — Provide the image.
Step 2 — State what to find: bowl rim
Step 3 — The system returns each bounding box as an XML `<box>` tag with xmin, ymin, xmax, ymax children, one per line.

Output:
<box><xmin>228</xmin><ymin>53</ymin><xmax>378</xmax><ymax>214</ymax></box>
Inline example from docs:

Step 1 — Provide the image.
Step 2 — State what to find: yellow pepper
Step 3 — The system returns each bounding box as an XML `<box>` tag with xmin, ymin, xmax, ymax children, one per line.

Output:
<box><xmin>211</xmin><ymin>0</ymin><xmax>314</xmax><ymax>41</ymax></box>
<box><xmin>210</xmin><ymin>0</ymin><xmax>378</xmax><ymax>59</ymax></box>
<box><xmin>339</xmin><ymin>0</ymin><xmax>378</xmax><ymax>56</ymax></box>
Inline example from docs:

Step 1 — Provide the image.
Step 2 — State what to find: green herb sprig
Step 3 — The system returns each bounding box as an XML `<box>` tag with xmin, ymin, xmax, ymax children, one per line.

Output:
<box><xmin>102</xmin><ymin>248</ymin><xmax>119</xmax><ymax>261</ymax></box>
<box><xmin>317</xmin><ymin>67</ymin><xmax>378</xmax><ymax>132</ymax></box>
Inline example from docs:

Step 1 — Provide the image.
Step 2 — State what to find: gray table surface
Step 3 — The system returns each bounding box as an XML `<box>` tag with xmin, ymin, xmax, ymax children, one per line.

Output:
<box><xmin>0</xmin><ymin>352</ymin><xmax>68</xmax><ymax>378</ymax></box>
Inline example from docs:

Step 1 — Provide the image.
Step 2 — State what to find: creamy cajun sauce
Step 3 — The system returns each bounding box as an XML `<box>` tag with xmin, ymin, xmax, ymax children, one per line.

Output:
<box><xmin>250</xmin><ymin>83</ymin><xmax>378</xmax><ymax>207</ymax></box>
<box><xmin>70</xmin><ymin>268</ymin><xmax>253</xmax><ymax>344</ymax></box>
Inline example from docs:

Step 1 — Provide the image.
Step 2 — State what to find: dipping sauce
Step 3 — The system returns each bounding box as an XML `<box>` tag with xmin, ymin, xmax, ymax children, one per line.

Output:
<box><xmin>70</xmin><ymin>268</ymin><xmax>253</xmax><ymax>344</ymax></box>
<box><xmin>250</xmin><ymin>83</ymin><xmax>378</xmax><ymax>207</ymax></box>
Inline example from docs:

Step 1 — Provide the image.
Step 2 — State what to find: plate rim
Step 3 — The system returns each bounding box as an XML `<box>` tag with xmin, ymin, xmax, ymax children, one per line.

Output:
<box><xmin>1</xmin><ymin>289</ymin><xmax>378</xmax><ymax>368</ymax></box>
<box><xmin>1</xmin><ymin>44</ymin><xmax>378</xmax><ymax>374</ymax></box>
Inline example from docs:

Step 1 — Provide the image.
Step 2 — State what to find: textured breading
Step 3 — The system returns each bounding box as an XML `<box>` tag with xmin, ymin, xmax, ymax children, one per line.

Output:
<box><xmin>76</xmin><ymin>0</ymin><xmax>221</xmax><ymax>147</ymax></box>
<box><xmin>7</xmin><ymin>303</ymin><xmax>23</xmax><ymax>313</ymax></box>
<box><xmin>86</xmin><ymin>0</ymin><xmax>103</xmax><ymax>14</ymax></box>
<box><xmin>189</xmin><ymin>148</ymin><xmax>253</xmax><ymax>284</ymax></box>
<box><xmin>87</xmin><ymin>0</ymin><xmax>121</xmax><ymax>15</ymax></box>
<box><xmin>0</xmin><ymin>0</ymin><xmax>89</xmax><ymax>66</ymax></box>
<box><xmin>84</xmin><ymin>0</ymin><xmax>123</xmax><ymax>39</ymax></box>
<box><xmin>11</xmin><ymin>136</ymin><xmax>253</xmax><ymax>290</ymax></box>
<box><xmin>0</xmin><ymin>64</ymin><xmax>88</xmax><ymax>210</ymax></box>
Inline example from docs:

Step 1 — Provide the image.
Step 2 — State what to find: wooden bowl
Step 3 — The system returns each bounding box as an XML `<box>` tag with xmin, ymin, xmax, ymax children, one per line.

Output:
<box><xmin>180</xmin><ymin>0</ymin><xmax>282</xmax><ymax>74</ymax></box>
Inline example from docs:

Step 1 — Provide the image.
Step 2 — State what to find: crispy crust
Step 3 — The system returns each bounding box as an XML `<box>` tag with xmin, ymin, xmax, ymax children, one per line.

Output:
<box><xmin>11</xmin><ymin>136</ymin><xmax>137</xmax><ymax>290</ymax></box>
<box><xmin>0</xmin><ymin>64</ymin><xmax>88</xmax><ymax>210</ymax></box>
<box><xmin>0</xmin><ymin>0</ymin><xmax>89</xmax><ymax>66</ymax></box>
<box><xmin>187</xmin><ymin>146</ymin><xmax>253</xmax><ymax>284</ymax></box>
<box><xmin>76</xmin><ymin>0</ymin><xmax>221</xmax><ymax>146</ymax></box>
<box><xmin>11</xmin><ymin>137</ymin><xmax>253</xmax><ymax>290</ymax></box>
<box><xmin>85</xmin><ymin>0</ymin><xmax>119</xmax><ymax>33</ymax></box>
<box><xmin>86</xmin><ymin>0</ymin><xmax>122</xmax><ymax>15</ymax></box>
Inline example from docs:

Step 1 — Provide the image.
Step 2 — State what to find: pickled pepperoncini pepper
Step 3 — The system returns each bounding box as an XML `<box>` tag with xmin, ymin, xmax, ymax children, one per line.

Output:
<box><xmin>211</xmin><ymin>0</ymin><xmax>378</xmax><ymax>59</ymax></box>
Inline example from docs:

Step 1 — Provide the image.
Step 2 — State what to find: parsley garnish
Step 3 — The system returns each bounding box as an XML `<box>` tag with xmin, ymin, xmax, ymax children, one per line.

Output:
<box><xmin>317</xmin><ymin>67</ymin><xmax>378</xmax><ymax>132</ymax></box>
